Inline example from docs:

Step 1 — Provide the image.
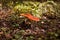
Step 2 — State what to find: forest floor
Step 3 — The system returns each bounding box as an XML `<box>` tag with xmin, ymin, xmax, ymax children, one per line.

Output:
<box><xmin>0</xmin><ymin>1</ymin><xmax>60</xmax><ymax>40</ymax></box>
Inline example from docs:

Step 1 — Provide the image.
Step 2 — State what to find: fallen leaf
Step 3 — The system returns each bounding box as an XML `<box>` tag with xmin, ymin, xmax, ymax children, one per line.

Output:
<box><xmin>5</xmin><ymin>34</ymin><xmax>12</xmax><ymax>38</ymax></box>
<box><xmin>0</xmin><ymin>31</ymin><xmax>3</xmax><ymax>34</ymax></box>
